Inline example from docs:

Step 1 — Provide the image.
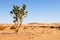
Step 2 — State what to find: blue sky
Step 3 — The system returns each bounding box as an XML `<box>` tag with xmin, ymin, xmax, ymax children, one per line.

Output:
<box><xmin>0</xmin><ymin>0</ymin><xmax>60</xmax><ymax>24</ymax></box>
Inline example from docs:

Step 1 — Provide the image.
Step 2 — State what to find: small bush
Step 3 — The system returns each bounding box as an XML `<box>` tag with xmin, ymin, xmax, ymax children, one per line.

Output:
<box><xmin>23</xmin><ymin>26</ymin><xmax>28</xmax><ymax>29</ymax></box>
<box><xmin>10</xmin><ymin>26</ymin><xmax>16</xmax><ymax>29</ymax></box>
<box><xmin>50</xmin><ymin>26</ymin><xmax>54</xmax><ymax>28</ymax></box>
<box><xmin>42</xmin><ymin>26</ymin><xmax>46</xmax><ymax>28</ymax></box>
<box><xmin>0</xmin><ymin>26</ymin><xmax>6</xmax><ymax>31</ymax></box>
<box><xmin>57</xmin><ymin>26</ymin><xmax>60</xmax><ymax>30</ymax></box>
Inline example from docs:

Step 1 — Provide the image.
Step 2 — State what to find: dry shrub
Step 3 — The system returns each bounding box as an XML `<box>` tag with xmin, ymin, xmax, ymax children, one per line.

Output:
<box><xmin>10</xmin><ymin>26</ymin><xmax>16</xmax><ymax>29</ymax></box>
<box><xmin>24</xmin><ymin>26</ymin><xmax>28</xmax><ymax>29</ymax></box>
<box><xmin>50</xmin><ymin>26</ymin><xmax>54</xmax><ymax>29</ymax></box>
<box><xmin>58</xmin><ymin>27</ymin><xmax>60</xmax><ymax>29</ymax></box>
<box><xmin>0</xmin><ymin>26</ymin><xmax>7</xmax><ymax>31</ymax></box>
<box><xmin>57</xmin><ymin>26</ymin><xmax>60</xmax><ymax>30</ymax></box>
<box><xmin>39</xmin><ymin>26</ymin><xmax>46</xmax><ymax>28</ymax></box>
<box><xmin>42</xmin><ymin>26</ymin><xmax>46</xmax><ymax>28</ymax></box>
<box><xmin>39</xmin><ymin>26</ymin><xmax>42</xmax><ymax>28</ymax></box>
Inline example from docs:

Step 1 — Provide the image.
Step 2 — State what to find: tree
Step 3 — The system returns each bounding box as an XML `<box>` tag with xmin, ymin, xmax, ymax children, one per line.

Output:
<box><xmin>10</xmin><ymin>4</ymin><xmax>28</xmax><ymax>33</ymax></box>
<box><xmin>10</xmin><ymin>5</ymin><xmax>20</xmax><ymax>29</ymax></box>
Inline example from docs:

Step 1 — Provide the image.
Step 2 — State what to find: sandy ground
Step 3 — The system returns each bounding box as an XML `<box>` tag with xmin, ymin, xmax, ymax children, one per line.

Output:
<box><xmin>0</xmin><ymin>23</ymin><xmax>60</xmax><ymax>40</ymax></box>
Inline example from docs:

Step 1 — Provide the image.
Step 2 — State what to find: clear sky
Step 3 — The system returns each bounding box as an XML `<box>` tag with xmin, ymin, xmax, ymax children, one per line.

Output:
<box><xmin>0</xmin><ymin>0</ymin><xmax>60</xmax><ymax>24</ymax></box>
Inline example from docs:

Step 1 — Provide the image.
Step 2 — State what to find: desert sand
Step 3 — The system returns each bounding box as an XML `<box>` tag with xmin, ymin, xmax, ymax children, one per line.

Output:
<box><xmin>0</xmin><ymin>23</ymin><xmax>60</xmax><ymax>40</ymax></box>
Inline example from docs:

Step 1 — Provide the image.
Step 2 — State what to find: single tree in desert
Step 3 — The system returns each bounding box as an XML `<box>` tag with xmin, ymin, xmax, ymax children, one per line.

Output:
<box><xmin>10</xmin><ymin>4</ymin><xmax>28</xmax><ymax>33</ymax></box>
<box><xmin>10</xmin><ymin>5</ymin><xmax>20</xmax><ymax>29</ymax></box>
<box><xmin>15</xmin><ymin>4</ymin><xmax>28</xmax><ymax>33</ymax></box>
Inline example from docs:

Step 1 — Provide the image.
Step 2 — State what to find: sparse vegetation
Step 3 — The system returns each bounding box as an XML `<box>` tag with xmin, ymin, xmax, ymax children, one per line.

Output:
<box><xmin>50</xmin><ymin>26</ymin><xmax>54</xmax><ymax>28</ymax></box>
<box><xmin>0</xmin><ymin>26</ymin><xmax>7</xmax><ymax>31</ymax></box>
<box><xmin>58</xmin><ymin>27</ymin><xmax>60</xmax><ymax>29</ymax></box>
<box><xmin>42</xmin><ymin>26</ymin><xmax>46</xmax><ymax>28</ymax></box>
<box><xmin>56</xmin><ymin>26</ymin><xmax>60</xmax><ymax>30</ymax></box>
<box><xmin>10</xmin><ymin>26</ymin><xmax>16</xmax><ymax>29</ymax></box>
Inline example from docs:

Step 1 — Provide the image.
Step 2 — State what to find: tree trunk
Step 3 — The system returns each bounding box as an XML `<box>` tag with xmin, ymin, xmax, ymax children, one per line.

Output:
<box><xmin>15</xmin><ymin>19</ymin><xmax>22</xmax><ymax>33</ymax></box>
<box><xmin>15</xmin><ymin>23</ymin><xmax>21</xmax><ymax>33</ymax></box>
<box><xmin>15</xmin><ymin>18</ymin><xmax>19</xmax><ymax>33</ymax></box>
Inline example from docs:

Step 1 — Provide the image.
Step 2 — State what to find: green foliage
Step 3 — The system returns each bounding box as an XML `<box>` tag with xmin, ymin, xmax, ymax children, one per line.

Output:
<box><xmin>10</xmin><ymin>4</ymin><xmax>28</xmax><ymax>33</ymax></box>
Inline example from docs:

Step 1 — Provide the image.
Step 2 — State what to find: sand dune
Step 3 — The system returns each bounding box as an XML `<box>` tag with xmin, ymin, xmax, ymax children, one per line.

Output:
<box><xmin>0</xmin><ymin>23</ymin><xmax>60</xmax><ymax>40</ymax></box>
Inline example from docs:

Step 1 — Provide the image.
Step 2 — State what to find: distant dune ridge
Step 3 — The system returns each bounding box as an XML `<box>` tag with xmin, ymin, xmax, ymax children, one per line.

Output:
<box><xmin>0</xmin><ymin>23</ymin><xmax>60</xmax><ymax>31</ymax></box>
<box><xmin>0</xmin><ymin>23</ymin><xmax>60</xmax><ymax>40</ymax></box>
